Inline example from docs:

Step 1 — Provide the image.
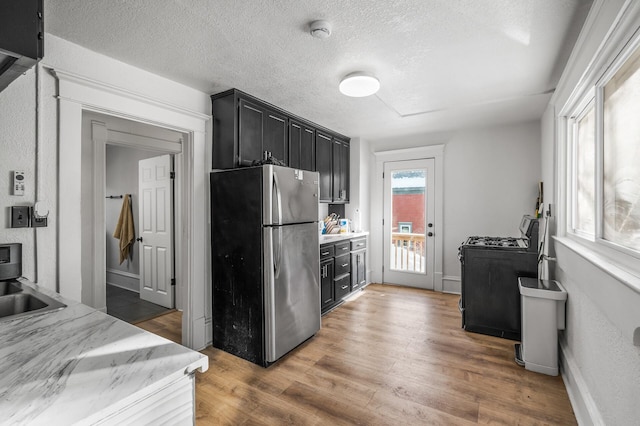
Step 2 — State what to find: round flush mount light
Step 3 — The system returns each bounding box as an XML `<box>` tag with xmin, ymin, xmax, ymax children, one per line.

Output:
<box><xmin>309</xmin><ymin>20</ymin><xmax>331</xmax><ymax>39</ymax></box>
<box><xmin>339</xmin><ymin>72</ymin><xmax>380</xmax><ymax>97</ymax></box>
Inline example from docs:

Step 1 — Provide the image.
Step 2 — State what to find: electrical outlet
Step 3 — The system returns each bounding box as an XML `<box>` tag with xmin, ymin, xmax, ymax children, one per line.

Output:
<box><xmin>32</xmin><ymin>213</ymin><xmax>47</xmax><ymax>228</ymax></box>
<box><xmin>10</xmin><ymin>206</ymin><xmax>30</xmax><ymax>228</ymax></box>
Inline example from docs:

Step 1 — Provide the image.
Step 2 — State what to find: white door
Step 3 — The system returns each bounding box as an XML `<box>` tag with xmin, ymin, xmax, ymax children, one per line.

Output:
<box><xmin>138</xmin><ymin>154</ymin><xmax>174</xmax><ymax>308</ymax></box>
<box><xmin>383</xmin><ymin>159</ymin><xmax>435</xmax><ymax>289</ymax></box>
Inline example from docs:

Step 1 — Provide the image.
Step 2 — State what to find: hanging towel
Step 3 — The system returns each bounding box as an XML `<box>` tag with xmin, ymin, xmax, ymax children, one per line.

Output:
<box><xmin>113</xmin><ymin>194</ymin><xmax>135</xmax><ymax>264</ymax></box>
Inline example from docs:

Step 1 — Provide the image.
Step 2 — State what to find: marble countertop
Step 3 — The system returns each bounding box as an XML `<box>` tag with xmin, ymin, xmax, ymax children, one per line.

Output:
<box><xmin>0</xmin><ymin>279</ymin><xmax>208</xmax><ymax>425</ymax></box>
<box><xmin>320</xmin><ymin>231</ymin><xmax>369</xmax><ymax>245</ymax></box>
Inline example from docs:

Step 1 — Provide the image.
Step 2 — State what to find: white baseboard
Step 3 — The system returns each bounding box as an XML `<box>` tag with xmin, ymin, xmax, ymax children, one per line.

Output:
<box><xmin>442</xmin><ymin>275</ymin><xmax>461</xmax><ymax>294</ymax></box>
<box><xmin>106</xmin><ymin>268</ymin><xmax>140</xmax><ymax>293</ymax></box>
<box><xmin>559</xmin><ymin>339</ymin><xmax>603</xmax><ymax>426</ymax></box>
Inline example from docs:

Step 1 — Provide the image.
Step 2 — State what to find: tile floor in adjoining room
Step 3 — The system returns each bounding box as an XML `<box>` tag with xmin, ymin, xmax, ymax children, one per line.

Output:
<box><xmin>106</xmin><ymin>284</ymin><xmax>170</xmax><ymax>323</ymax></box>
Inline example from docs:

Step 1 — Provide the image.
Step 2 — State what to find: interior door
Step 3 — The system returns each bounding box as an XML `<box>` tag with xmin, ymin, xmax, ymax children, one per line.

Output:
<box><xmin>383</xmin><ymin>159</ymin><xmax>435</xmax><ymax>289</ymax></box>
<box><xmin>138</xmin><ymin>154</ymin><xmax>174</xmax><ymax>308</ymax></box>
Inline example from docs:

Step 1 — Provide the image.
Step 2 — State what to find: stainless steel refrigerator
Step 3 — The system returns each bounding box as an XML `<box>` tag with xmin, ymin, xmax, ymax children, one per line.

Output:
<box><xmin>210</xmin><ymin>165</ymin><xmax>320</xmax><ymax>366</ymax></box>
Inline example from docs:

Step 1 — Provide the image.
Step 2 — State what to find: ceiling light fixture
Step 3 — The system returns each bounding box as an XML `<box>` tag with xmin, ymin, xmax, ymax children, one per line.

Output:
<box><xmin>309</xmin><ymin>20</ymin><xmax>331</xmax><ymax>39</ymax></box>
<box><xmin>339</xmin><ymin>72</ymin><xmax>380</xmax><ymax>97</ymax></box>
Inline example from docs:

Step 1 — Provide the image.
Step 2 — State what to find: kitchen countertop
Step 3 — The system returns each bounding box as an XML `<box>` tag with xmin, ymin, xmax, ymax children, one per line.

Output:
<box><xmin>0</xmin><ymin>279</ymin><xmax>208</xmax><ymax>425</ymax></box>
<box><xmin>320</xmin><ymin>231</ymin><xmax>369</xmax><ymax>245</ymax></box>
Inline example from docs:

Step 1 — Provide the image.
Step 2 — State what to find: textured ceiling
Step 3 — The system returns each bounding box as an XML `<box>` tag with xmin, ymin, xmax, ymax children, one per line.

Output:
<box><xmin>45</xmin><ymin>0</ymin><xmax>592</xmax><ymax>140</ymax></box>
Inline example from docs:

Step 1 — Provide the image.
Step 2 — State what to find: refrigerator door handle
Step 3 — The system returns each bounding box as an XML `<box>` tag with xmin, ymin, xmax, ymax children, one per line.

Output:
<box><xmin>273</xmin><ymin>172</ymin><xmax>283</xmax><ymax>226</ymax></box>
<box><xmin>264</xmin><ymin>228</ymin><xmax>276</xmax><ymax>361</ymax></box>
<box><xmin>274</xmin><ymin>226</ymin><xmax>282</xmax><ymax>279</ymax></box>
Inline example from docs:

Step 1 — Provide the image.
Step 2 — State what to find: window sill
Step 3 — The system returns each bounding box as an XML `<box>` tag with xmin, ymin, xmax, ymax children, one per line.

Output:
<box><xmin>553</xmin><ymin>236</ymin><xmax>640</xmax><ymax>296</ymax></box>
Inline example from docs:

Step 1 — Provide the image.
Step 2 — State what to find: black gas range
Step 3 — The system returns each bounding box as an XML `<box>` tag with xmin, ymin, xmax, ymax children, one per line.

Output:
<box><xmin>458</xmin><ymin>216</ymin><xmax>540</xmax><ymax>340</ymax></box>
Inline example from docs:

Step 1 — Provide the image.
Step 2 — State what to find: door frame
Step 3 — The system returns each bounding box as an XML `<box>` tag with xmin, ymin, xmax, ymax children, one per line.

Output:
<box><xmin>372</xmin><ymin>145</ymin><xmax>444</xmax><ymax>291</ymax></box>
<box><xmin>53</xmin><ymin>68</ymin><xmax>210</xmax><ymax>350</ymax></box>
<box><xmin>382</xmin><ymin>158</ymin><xmax>435</xmax><ymax>289</ymax></box>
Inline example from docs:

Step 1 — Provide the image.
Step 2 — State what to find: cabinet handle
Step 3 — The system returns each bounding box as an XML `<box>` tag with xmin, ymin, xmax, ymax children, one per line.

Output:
<box><xmin>341</xmin><ymin>285</ymin><xmax>348</xmax><ymax>290</ymax></box>
<box><xmin>321</xmin><ymin>251</ymin><xmax>330</xmax><ymax>256</ymax></box>
<box><xmin>324</xmin><ymin>298</ymin><xmax>333</xmax><ymax>304</ymax></box>
<box><xmin>341</xmin><ymin>263</ymin><xmax>349</xmax><ymax>267</ymax></box>
<box><xmin>357</xmin><ymin>243</ymin><xmax>364</xmax><ymax>247</ymax></box>
<box><xmin>341</xmin><ymin>247</ymin><xmax>348</xmax><ymax>251</ymax></box>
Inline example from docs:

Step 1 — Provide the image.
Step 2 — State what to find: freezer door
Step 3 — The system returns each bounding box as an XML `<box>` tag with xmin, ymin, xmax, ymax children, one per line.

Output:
<box><xmin>264</xmin><ymin>222</ymin><xmax>320</xmax><ymax>362</ymax></box>
<box><xmin>263</xmin><ymin>165</ymin><xmax>319</xmax><ymax>225</ymax></box>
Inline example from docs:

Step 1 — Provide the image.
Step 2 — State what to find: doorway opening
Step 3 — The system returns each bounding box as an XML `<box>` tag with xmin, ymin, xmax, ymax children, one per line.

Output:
<box><xmin>88</xmin><ymin>112</ymin><xmax>185</xmax><ymax>327</ymax></box>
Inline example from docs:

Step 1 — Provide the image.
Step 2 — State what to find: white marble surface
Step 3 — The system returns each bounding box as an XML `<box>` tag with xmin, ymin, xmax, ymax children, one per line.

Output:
<box><xmin>0</xmin><ymin>279</ymin><xmax>208</xmax><ymax>426</ymax></box>
<box><xmin>320</xmin><ymin>231</ymin><xmax>369</xmax><ymax>245</ymax></box>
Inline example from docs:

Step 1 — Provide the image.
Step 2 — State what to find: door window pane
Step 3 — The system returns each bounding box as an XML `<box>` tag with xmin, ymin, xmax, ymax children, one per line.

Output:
<box><xmin>603</xmin><ymin>47</ymin><xmax>640</xmax><ymax>251</ymax></box>
<box><xmin>574</xmin><ymin>104</ymin><xmax>595</xmax><ymax>235</ymax></box>
<box><xmin>390</xmin><ymin>170</ymin><xmax>426</xmax><ymax>272</ymax></box>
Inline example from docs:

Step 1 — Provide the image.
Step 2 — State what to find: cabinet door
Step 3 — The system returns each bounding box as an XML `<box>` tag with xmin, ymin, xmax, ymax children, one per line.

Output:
<box><xmin>331</xmin><ymin>139</ymin><xmax>350</xmax><ymax>202</ymax></box>
<box><xmin>290</xmin><ymin>120</ymin><xmax>315</xmax><ymax>171</ymax></box>
<box><xmin>315</xmin><ymin>132</ymin><xmax>333</xmax><ymax>202</ymax></box>
<box><xmin>321</xmin><ymin>258</ymin><xmax>334</xmax><ymax>309</ymax></box>
<box><xmin>238</xmin><ymin>99</ymin><xmax>265</xmax><ymax>167</ymax></box>
<box><xmin>300</xmin><ymin>125</ymin><xmax>315</xmax><ymax>171</ymax></box>
<box><xmin>351</xmin><ymin>250</ymin><xmax>366</xmax><ymax>290</ymax></box>
<box><xmin>340</xmin><ymin>141</ymin><xmax>350</xmax><ymax>202</ymax></box>
<box><xmin>289</xmin><ymin>121</ymin><xmax>302</xmax><ymax>169</ymax></box>
<box><xmin>264</xmin><ymin>110</ymin><xmax>288</xmax><ymax>165</ymax></box>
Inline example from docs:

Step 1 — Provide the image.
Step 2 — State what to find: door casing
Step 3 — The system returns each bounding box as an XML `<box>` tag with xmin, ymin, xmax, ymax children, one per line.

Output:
<box><xmin>372</xmin><ymin>145</ymin><xmax>444</xmax><ymax>291</ymax></box>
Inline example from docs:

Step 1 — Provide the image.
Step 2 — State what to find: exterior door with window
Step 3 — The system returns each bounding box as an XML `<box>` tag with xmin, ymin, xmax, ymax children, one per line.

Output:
<box><xmin>383</xmin><ymin>159</ymin><xmax>435</xmax><ymax>289</ymax></box>
<box><xmin>138</xmin><ymin>154</ymin><xmax>174</xmax><ymax>308</ymax></box>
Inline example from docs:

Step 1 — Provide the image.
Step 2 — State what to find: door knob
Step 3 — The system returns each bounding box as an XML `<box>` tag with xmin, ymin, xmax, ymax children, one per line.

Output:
<box><xmin>428</xmin><ymin>223</ymin><xmax>433</xmax><ymax>228</ymax></box>
<box><xmin>136</xmin><ymin>237</ymin><xmax>143</xmax><ymax>242</ymax></box>
<box><xmin>428</xmin><ymin>232</ymin><xmax>434</xmax><ymax>237</ymax></box>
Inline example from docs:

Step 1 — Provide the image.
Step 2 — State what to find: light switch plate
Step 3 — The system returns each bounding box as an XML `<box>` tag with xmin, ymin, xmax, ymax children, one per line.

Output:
<box><xmin>10</xmin><ymin>206</ymin><xmax>30</xmax><ymax>228</ymax></box>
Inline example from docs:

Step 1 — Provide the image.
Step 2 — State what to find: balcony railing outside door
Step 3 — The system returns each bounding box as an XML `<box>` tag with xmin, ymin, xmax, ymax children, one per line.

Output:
<box><xmin>390</xmin><ymin>232</ymin><xmax>426</xmax><ymax>273</ymax></box>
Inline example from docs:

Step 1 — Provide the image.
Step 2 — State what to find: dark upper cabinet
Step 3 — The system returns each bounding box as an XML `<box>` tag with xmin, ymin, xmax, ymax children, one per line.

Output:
<box><xmin>289</xmin><ymin>120</ymin><xmax>315</xmax><ymax>171</ymax></box>
<box><xmin>332</xmin><ymin>138</ymin><xmax>350</xmax><ymax>203</ymax></box>
<box><xmin>238</xmin><ymin>99</ymin><xmax>264</xmax><ymax>166</ymax></box>
<box><xmin>316</xmin><ymin>132</ymin><xmax>333</xmax><ymax>202</ymax></box>
<box><xmin>237</xmin><ymin>98</ymin><xmax>288</xmax><ymax>167</ymax></box>
<box><xmin>264</xmin><ymin>109</ymin><xmax>288</xmax><ymax>165</ymax></box>
<box><xmin>211</xmin><ymin>89</ymin><xmax>349</xmax><ymax>203</ymax></box>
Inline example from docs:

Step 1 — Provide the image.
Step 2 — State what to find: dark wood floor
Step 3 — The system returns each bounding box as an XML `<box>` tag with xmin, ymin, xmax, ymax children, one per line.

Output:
<box><xmin>136</xmin><ymin>284</ymin><xmax>576</xmax><ymax>425</ymax></box>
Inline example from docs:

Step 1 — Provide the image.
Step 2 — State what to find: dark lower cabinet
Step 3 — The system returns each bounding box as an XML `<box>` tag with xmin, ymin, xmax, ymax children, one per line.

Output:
<box><xmin>320</xmin><ymin>236</ymin><xmax>368</xmax><ymax>314</ymax></box>
<box><xmin>320</xmin><ymin>258</ymin><xmax>334</xmax><ymax>310</ymax></box>
<box><xmin>351</xmin><ymin>238</ymin><xmax>367</xmax><ymax>291</ymax></box>
<box><xmin>334</xmin><ymin>274</ymin><xmax>351</xmax><ymax>300</ymax></box>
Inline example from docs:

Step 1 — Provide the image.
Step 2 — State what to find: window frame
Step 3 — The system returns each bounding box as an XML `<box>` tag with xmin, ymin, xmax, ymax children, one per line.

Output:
<box><xmin>563</xmin><ymin>26</ymin><xmax>640</xmax><ymax>273</ymax></box>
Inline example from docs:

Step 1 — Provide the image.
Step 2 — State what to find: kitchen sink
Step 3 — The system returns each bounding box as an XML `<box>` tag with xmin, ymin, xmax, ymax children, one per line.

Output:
<box><xmin>0</xmin><ymin>281</ymin><xmax>66</xmax><ymax>321</ymax></box>
<box><xmin>0</xmin><ymin>281</ymin><xmax>22</xmax><ymax>296</ymax></box>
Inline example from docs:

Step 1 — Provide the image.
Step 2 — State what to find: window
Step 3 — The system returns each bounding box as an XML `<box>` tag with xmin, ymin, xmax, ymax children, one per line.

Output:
<box><xmin>566</xmin><ymin>36</ymin><xmax>640</xmax><ymax>257</ymax></box>
<box><xmin>571</xmin><ymin>100</ymin><xmax>595</xmax><ymax>236</ymax></box>
<box><xmin>603</xmin><ymin>45</ymin><xmax>640</xmax><ymax>252</ymax></box>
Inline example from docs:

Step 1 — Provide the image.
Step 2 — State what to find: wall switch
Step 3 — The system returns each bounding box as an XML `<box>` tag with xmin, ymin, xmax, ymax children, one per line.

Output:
<box><xmin>10</xmin><ymin>206</ymin><xmax>30</xmax><ymax>228</ymax></box>
<box><xmin>12</xmin><ymin>171</ymin><xmax>25</xmax><ymax>196</ymax></box>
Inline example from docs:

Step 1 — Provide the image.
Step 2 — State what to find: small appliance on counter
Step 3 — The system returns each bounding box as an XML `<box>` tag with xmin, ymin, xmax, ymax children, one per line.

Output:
<box><xmin>458</xmin><ymin>215</ymin><xmax>540</xmax><ymax>340</ymax></box>
<box><xmin>210</xmin><ymin>165</ymin><xmax>320</xmax><ymax>367</ymax></box>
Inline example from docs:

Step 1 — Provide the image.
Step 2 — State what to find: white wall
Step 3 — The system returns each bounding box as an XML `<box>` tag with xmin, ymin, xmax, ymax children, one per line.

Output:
<box><xmin>367</xmin><ymin>122</ymin><xmax>541</xmax><ymax>292</ymax></box>
<box><xmin>0</xmin><ymin>68</ymin><xmax>38</xmax><ymax>281</ymax></box>
<box><xmin>543</xmin><ymin>1</ymin><xmax>640</xmax><ymax>424</ymax></box>
<box><xmin>0</xmin><ymin>34</ymin><xmax>211</xmax><ymax>349</ymax></box>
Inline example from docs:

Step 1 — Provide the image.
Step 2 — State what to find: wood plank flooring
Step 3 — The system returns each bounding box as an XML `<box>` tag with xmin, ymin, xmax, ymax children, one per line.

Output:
<box><xmin>135</xmin><ymin>284</ymin><xmax>576</xmax><ymax>425</ymax></box>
